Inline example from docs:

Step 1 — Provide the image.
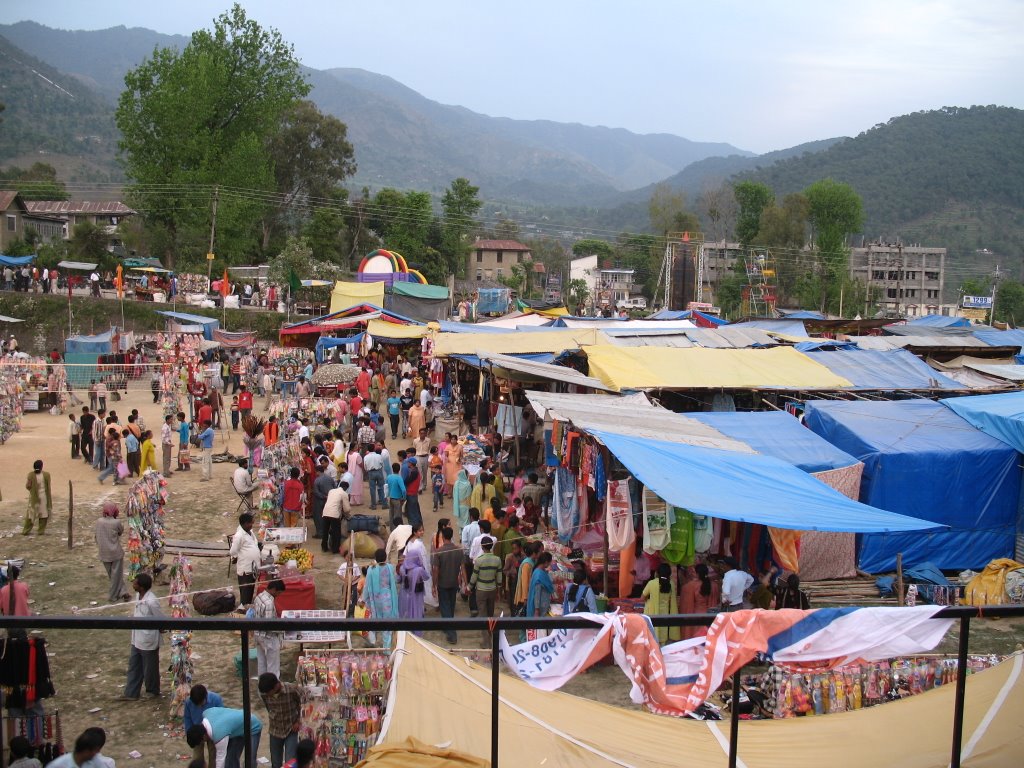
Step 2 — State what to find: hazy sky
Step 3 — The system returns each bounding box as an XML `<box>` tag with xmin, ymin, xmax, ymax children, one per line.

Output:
<box><xmin>2</xmin><ymin>0</ymin><xmax>1021</xmax><ymax>153</ymax></box>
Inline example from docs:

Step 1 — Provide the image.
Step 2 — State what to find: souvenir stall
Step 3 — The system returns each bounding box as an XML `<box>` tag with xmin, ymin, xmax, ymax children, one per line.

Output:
<box><xmin>151</xmin><ymin>332</ymin><xmax>206</xmax><ymax>415</ymax></box>
<box><xmin>294</xmin><ymin>649</ymin><xmax>394</xmax><ymax>767</ymax></box>
<box><xmin>7</xmin><ymin>358</ymin><xmax>61</xmax><ymax>413</ymax></box>
<box><xmin>253</xmin><ymin>555</ymin><xmax>317</xmax><ymax>614</ymax></box>
<box><xmin>251</xmin><ymin>437</ymin><xmax>305</xmax><ymax>530</ymax></box>
<box><xmin>521</xmin><ymin>391</ymin><xmax>940</xmax><ymax>607</ymax></box>
<box><xmin>125</xmin><ymin>471</ymin><xmax>168</xmax><ymax>579</ymax></box>
<box><xmin>167</xmin><ymin>556</ymin><xmax>195</xmax><ymax>721</ymax></box>
<box><xmin>268</xmin><ymin>396</ymin><xmax>340</xmax><ymax>423</ymax></box>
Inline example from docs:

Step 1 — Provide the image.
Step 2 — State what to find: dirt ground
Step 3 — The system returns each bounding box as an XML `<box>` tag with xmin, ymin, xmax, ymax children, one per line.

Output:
<box><xmin>0</xmin><ymin>382</ymin><xmax>1022</xmax><ymax>764</ymax></box>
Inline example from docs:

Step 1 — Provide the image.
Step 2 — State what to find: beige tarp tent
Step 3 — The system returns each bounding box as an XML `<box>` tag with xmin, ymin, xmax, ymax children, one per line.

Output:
<box><xmin>378</xmin><ymin>634</ymin><xmax>1023</xmax><ymax>767</ymax></box>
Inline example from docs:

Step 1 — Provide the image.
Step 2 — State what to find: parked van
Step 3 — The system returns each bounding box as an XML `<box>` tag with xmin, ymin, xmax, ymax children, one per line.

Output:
<box><xmin>616</xmin><ymin>296</ymin><xmax>647</xmax><ymax>310</ymax></box>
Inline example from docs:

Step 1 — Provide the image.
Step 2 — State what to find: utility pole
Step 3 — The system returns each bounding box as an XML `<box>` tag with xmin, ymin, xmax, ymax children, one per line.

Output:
<box><xmin>206</xmin><ymin>185</ymin><xmax>219</xmax><ymax>292</ymax></box>
<box><xmin>989</xmin><ymin>265</ymin><xmax>1002</xmax><ymax>325</ymax></box>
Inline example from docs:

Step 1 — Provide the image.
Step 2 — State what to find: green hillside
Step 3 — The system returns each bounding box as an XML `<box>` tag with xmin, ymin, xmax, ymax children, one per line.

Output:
<box><xmin>0</xmin><ymin>35</ymin><xmax>120</xmax><ymax>176</ymax></box>
<box><xmin>742</xmin><ymin>106</ymin><xmax>1024</xmax><ymax>275</ymax></box>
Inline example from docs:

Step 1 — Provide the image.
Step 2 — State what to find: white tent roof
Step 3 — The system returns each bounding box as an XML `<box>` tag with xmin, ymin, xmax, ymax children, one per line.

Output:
<box><xmin>523</xmin><ymin>390</ymin><xmax>753</xmax><ymax>452</ymax></box>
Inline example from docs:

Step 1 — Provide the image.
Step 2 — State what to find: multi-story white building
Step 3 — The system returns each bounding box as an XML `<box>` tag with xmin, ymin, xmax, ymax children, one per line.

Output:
<box><xmin>849</xmin><ymin>242</ymin><xmax>947</xmax><ymax>318</ymax></box>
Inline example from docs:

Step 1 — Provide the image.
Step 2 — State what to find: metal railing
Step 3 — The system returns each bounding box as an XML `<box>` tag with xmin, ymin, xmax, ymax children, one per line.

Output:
<box><xmin>1</xmin><ymin>606</ymin><xmax>1021</xmax><ymax>768</ymax></box>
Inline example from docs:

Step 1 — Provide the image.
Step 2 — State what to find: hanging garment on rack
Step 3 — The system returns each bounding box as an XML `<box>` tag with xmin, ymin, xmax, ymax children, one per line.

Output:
<box><xmin>661</xmin><ymin>508</ymin><xmax>695</xmax><ymax>566</ymax></box>
<box><xmin>642</xmin><ymin>488</ymin><xmax>670</xmax><ymax>554</ymax></box>
<box><xmin>552</xmin><ymin>468</ymin><xmax>579</xmax><ymax>544</ymax></box>
<box><xmin>593</xmin><ymin>453</ymin><xmax>606</xmax><ymax>501</ymax></box>
<box><xmin>605</xmin><ymin>479</ymin><xmax>634</xmax><ymax>552</ymax></box>
<box><xmin>0</xmin><ymin>637</ymin><xmax>55</xmax><ymax>708</ymax></box>
<box><xmin>693</xmin><ymin>514</ymin><xmax>713</xmax><ymax>554</ymax></box>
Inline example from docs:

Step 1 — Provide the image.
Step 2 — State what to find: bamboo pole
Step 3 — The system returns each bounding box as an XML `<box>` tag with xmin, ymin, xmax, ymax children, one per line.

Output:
<box><xmin>67</xmin><ymin>480</ymin><xmax>74</xmax><ymax>550</ymax></box>
<box><xmin>896</xmin><ymin>552</ymin><xmax>905</xmax><ymax>606</ymax></box>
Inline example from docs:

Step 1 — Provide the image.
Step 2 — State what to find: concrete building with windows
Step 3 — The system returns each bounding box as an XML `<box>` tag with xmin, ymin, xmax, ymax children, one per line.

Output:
<box><xmin>468</xmin><ymin>239</ymin><xmax>532</xmax><ymax>283</ymax></box>
<box><xmin>849</xmin><ymin>242</ymin><xmax>947</xmax><ymax>318</ymax></box>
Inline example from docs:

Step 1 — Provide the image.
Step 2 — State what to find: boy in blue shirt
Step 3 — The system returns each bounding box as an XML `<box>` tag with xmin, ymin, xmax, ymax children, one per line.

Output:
<box><xmin>186</xmin><ymin>707</ymin><xmax>262</xmax><ymax>768</ymax></box>
<box><xmin>124</xmin><ymin>427</ymin><xmax>141</xmax><ymax>477</ymax></box>
<box><xmin>198</xmin><ymin>419</ymin><xmax>215</xmax><ymax>481</ymax></box>
<box><xmin>386</xmin><ymin>462</ymin><xmax>406</xmax><ymax>524</ymax></box>
<box><xmin>177</xmin><ymin>411</ymin><xmax>191</xmax><ymax>471</ymax></box>
<box><xmin>184</xmin><ymin>684</ymin><xmax>224</xmax><ymax>767</ymax></box>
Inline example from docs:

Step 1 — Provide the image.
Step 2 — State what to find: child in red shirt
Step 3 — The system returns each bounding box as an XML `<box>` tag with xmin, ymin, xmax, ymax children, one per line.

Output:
<box><xmin>282</xmin><ymin>466</ymin><xmax>305</xmax><ymax>528</ymax></box>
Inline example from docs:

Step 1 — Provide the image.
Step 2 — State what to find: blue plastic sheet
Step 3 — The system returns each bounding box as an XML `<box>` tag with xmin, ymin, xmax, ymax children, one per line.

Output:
<box><xmin>730</xmin><ymin>319</ymin><xmax>808</xmax><ymax>337</ymax></box>
<box><xmin>941</xmin><ymin>391</ymin><xmax>1024</xmax><ymax>454</ymax></box>
<box><xmin>587</xmin><ymin>428</ymin><xmax>940</xmax><ymax>533</ymax></box>
<box><xmin>64</xmin><ymin>330</ymin><xmax>114</xmax><ymax>354</ymax></box>
<box><xmin>908</xmin><ymin>314</ymin><xmax>971</xmax><ymax>328</ymax></box>
<box><xmin>688</xmin><ymin>412</ymin><xmax>858</xmax><ymax>473</ymax></box>
<box><xmin>973</xmin><ymin>329</ymin><xmax>1024</xmax><ymax>350</ymax></box>
<box><xmin>476</xmin><ymin>288</ymin><xmax>510</xmax><ymax>315</ymax></box>
<box><xmin>315</xmin><ymin>335</ymin><xmax>363</xmax><ymax>363</ymax></box>
<box><xmin>804</xmin><ymin>400</ymin><xmax>1018</xmax><ymax>571</ymax></box>
<box><xmin>800</xmin><ymin>349</ymin><xmax>962</xmax><ymax>390</ymax></box>
<box><xmin>0</xmin><ymin>254</ymin><xmax>35</xmax><ymax>266</ymax></box>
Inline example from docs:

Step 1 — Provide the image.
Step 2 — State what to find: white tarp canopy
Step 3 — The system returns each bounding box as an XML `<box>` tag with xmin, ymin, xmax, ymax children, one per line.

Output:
<box><xmin>57</xmin><ymin>260</ymin><xmax>97</xmax><ymax>271</ymax></box>
<box><xmin>523</xmin><ymin>390</ymin><xmax>754</xmax><ymax>453</ymax></box>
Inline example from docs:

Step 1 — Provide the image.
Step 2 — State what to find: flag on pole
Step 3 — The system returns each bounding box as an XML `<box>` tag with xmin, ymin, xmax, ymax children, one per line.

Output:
<box><xmin>287</xmin><ymin>268</ymin><xmax>301</xmax><ymax>294</ymax></box>
<box><xmin>115</xmin><ymin>264</ymin><xmax>124</xmax><ymax>299</ymax></box>
<box><xmin>220</xmin><ymin>267</ymin><xmax>230</xmax><ymax>298</ymax></box>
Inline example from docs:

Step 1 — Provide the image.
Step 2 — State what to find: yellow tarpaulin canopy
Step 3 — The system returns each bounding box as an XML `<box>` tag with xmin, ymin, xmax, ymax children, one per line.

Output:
<box><xmin>381</xmin><ymin>635</ymin><xmax>1024</xmax><ymax>768</ymax></box>
<box><xmin>366</xmin><ymin>318</ymin><xmax>430</xmax><ymax>340</ymax></box>
<box><xmin>330</xmin><ymin>280</ymin><xmax>385</xmax><ymax>312</ymax></box>
<box><xmin>433</xmin><ymin>328</ymin><xmax>604</xmax><ymax>357</ymax></box>
<box><xmin>582</xmin><ymin>345</ymin><xmax>854</xmax><ymax>390</ymax></box>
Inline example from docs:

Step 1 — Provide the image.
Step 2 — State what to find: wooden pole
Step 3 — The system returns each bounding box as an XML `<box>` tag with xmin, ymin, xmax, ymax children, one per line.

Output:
<box><xmin>67</xmin><ymin>480</ymin><xmax>73</xmax><ymax>550</ymax></box>
<box><xmin>895</xmin><ymin>552</ymin><xmax>904</xmax><ymax>606</ymax></box>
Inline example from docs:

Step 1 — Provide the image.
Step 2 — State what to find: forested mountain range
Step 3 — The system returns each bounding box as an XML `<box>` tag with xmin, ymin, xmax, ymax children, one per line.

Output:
<box><xmin>0</xmin><ymin>21</ymin><xmax>750</xmax><ymax>204</ymax></box>
<box><xmin>0</xmin><ymin>20</ymin><xmax>1021</xmax><ymax>280</ymax></box>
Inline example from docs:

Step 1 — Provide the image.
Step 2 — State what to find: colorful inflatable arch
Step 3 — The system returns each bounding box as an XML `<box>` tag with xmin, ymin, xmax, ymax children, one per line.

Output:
<box><xmin>357</xmin><ymin>249</ymin><xmax>427</xmax><ymax>284</ymax></box>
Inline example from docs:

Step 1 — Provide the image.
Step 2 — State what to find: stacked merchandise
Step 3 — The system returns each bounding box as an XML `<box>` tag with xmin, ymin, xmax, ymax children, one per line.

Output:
<box><xmin>295</xmin><ymin>651</ymin><xmax>393</xmax><ymax>767</ymax></box>
<box><xmin>167</xmin><ymin>555</ymin><xmax>195</xmax><ymax>720</ymax></box>
<box><xmin>268</xmin><ymin>397</ymin><xmax>338</xmax><ymax>422</ymax></box>
<box><xmin>459</xmin><ymin>435</ymin><xmax>488</xmax><ymax>471</ymax></box>
<box><xmin>176</xmin><ymin>273</ymin><xmax>209</xmax><ymax>295</ymax></box>
<box><xmin>310</xmin><ymin>364</ymin><xmax>359</xmax><ymax>390</ymax></box>
<box><xmin>125</xmin><ymin>471</ymin><xmax>168</xmax><ymax>579</ymax></box>
<box><xmin>758</xmin><ymin>654</ymin><xmax>1004</xmax><ymax>718</ymax></box>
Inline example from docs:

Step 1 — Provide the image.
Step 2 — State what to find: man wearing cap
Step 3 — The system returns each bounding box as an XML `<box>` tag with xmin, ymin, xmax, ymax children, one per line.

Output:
<box><xmin>470</xmin><ymin>535</ymin><xmax>502</xmax><ymax>648</ymax></box>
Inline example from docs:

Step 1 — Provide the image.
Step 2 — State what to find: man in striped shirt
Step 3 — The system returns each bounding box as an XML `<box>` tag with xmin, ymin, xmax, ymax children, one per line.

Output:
<box><xmin>470</xmin><ymin>536</ymin><xmax>502</xmax><ymax>648</ymax></box>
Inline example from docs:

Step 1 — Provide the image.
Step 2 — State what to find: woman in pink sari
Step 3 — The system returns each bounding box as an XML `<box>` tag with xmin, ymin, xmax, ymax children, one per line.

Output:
<box><xmin>347</xmin><ymin>447</ymin><xmax>364</xmax><ymax>505</ymax></box>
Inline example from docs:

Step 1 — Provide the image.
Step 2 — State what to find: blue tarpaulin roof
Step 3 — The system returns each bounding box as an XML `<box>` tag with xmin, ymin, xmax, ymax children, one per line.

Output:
<box><xmin>156</xmin><ymin>310</ymin><xmax>220</xmax><ymax>326</ymax></box>
<box><xmin>800</xmin><ymin>349</ymin><xmax>963</xmax><ymax>390</ymax></box>
<box><xmin>731</xmin><ymin>319</ymin><xmax>809</xmax><ymax>337</ymax></box>
<box><xmin>941</xmin><ymin>391</ymin><xmax>1024</xmax><ymax>454</ymax></box>
<box><xmin>437</xmin><ymin>321</ymin><xmax>513</xmax><ymax>334</ymax></box>
<box><xmin>782</xmin><ymin>310</ymin><xmax>826</xmax><ymax>319</ymax></box>
<box><xmin>588</xmin><ymin>429</ymin><xmax>940</xmax><ymax>532</ymax></box>
<box><xmin>973</xmin><ymin>329</ymin><xmax>1024</xmax><ymax>349</ymax></box>
<box><xmin>804</xmin><ymin>400</ymin><xmax>1019</xmax><ymax>571</ymax></box>
<box><xmin>0</xmin><ymin>254</ymin><xmax>35</xmax><ymax>266</ymax></box>
<box><xmin>688</xmin><ymin>412</ymin><xmax>859</xmax><ymax>473</ymax></box>
<box><xmin>65</xmin><ymin>330</ymin><xmax>115</xmax><ymax>354</ymax></box>
<box><xmin>908</xmin><ymin>314</ymin><xmax>971</xmax><ymax>328</ymax></box>
<box><xmin>794</xmin><ymin>340</ymin><xmax>859</xmax><ymax>352</ymax></box>
<box><xmin>316</xmin><ymin>335</ymin><xmax>364</xmax><ymax>362</ymax></box>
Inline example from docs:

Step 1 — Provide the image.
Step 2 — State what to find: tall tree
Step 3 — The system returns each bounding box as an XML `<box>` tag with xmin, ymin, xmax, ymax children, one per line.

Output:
<box><xmin>648</xmin><ymin>183</ymin><xmax>700</xmax><ymax>236</ymax></box>
<box><xmin>263</xmin><ymin>99</ymin><xmax>356</xmax><ymax>249</ymax></box>
<box><xmin>115</xmin><ymin>4</ymin><xmax>309</xmax><ymax>267</ymax></box>
<box><xmin>804</xmin><ymin>178</ymin><xmax>864</xmax><ymax>311</ymax></box>
<box><xmin>440</xmin><ymin>178</ymin><xmax>482</xmax><ymax>278</ymax></box>
<box><xmin>756</xmin><ymin>192</ymin><xmax>810</xmax><ymax>304</ymax></box>
<box><xmin>571</xmin><ymin>238</ymin><xmax>614</xmax><ymax>261</ymax></box>
<box><xmin>695</xmin><ymin>182</ymin><xmax>737</xmax><ymax>241</ymax></box>
<box><xmin>733</xmin><ymin>180</ymin><xmax>775</xmax><ymax>247</ymax></box>
<box><xmin>0</xmin><ymin>163</ymin><xmax>67</xmax><ymax>200</ymax></box>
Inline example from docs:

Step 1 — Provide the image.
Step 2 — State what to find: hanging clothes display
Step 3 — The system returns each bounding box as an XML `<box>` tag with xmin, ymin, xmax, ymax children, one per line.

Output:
<box><xmin>661</xmin><ymin>508</ymin><xmax>695</xmax><ymax>566</ymax></box>
<box><xmin>605</xmin><ymin>478</ymin><xmax>634</xmax><ymax>552</ymax></box>
<box><xmin>641</xmin><ymin>488</ymin><xmax>670</xmax><ymax>554</ymax></box>
<box><xmin>0</xmin><ymin>711</ymin><xmax>64</xmax><ymax>762</ymax></box>
<box><xmin>0</xmin><ymin>637</ymin><xmax>56</xmax><ymax>708</ymax></box>
<box><xmin>167</xmin><ymin>555</ymin><xmax>195</xmax><ymax>721</ymax></box>
<box><xmin>552</xmin><ymin>468</ymin><xmax>579</xmax><ymax>544</ymax></box>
